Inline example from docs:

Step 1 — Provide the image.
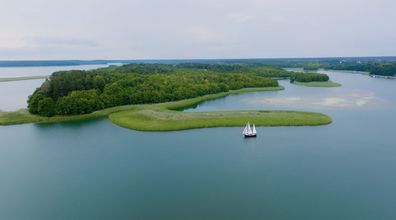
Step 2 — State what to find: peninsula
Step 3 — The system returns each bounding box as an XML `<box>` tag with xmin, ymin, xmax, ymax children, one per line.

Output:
<box><xmin>0</xmin><ymin>64</ymin><xmax>334</xmax><ymax>130</ymax></box>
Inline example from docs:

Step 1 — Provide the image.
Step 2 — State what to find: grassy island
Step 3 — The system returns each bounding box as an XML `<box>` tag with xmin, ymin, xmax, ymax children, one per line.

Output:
<box><xmin>109</xmin><ymin>88</ymin><xmax>332</xmax><ymax>131</ymax></box>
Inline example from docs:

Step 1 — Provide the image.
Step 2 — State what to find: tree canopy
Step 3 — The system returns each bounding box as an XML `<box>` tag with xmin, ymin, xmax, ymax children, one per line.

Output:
<box><xmin>28</xmin><ymin>64</ymin><xmax>279</xmax><ymax>116</ymax></box>
<box><xmin>28</xmin><ymin>63</ymin><xmax>333</xmax><ymax>117</ymax></box>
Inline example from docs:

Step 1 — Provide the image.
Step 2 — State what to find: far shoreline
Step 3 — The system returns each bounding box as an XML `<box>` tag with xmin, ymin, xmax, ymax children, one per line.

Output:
<box><xmin>0</xmin><ymin>75</ymin><xmax>49</xmax><ymax>82</ymax></box>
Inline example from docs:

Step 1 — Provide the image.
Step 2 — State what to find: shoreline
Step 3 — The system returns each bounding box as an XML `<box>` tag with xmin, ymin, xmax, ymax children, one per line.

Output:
<box><xmin>1</xmin><ymin>86</ymin><xmax>333</xmax><ymax>130</ymax></box>
<box><xmin>0</xmin><ymin>87</ymin><xmax>284</xmax><ymax>126</ymax></box>
<box><xmin>108</xmin><ymin>86</ymin><xmax>331</xmax><ymax>131</ymax></box>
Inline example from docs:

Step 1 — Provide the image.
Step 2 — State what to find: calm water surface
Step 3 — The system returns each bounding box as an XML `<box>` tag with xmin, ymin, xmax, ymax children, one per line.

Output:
<box><xmin>1</xmin><ymin>70</ymin><xmax>396</xmax><ymax>220</ymax></box>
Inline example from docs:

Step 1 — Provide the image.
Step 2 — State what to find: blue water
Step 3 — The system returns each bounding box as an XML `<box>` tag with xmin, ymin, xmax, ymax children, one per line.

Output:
<box><xmin>1</xmin><ymin>70</ymin><xmax>396</xmax><ymax>219</ymax></box>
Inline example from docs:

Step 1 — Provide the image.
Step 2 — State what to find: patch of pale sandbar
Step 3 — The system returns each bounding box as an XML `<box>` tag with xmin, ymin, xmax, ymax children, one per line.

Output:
<box><xmin>247</xmin><ymin>91</ymin><xmax>386</xmax><ymax>109</ymax></box>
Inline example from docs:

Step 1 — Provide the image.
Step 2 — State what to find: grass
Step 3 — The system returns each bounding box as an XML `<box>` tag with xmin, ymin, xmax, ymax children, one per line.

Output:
<box><xmin>0</xmin><ymin>104</ymin><xmax>143</xmax><ymax>126</ymax></box>
<box><xmin>293</xmin><ymin>81</ymin><xmax>341</xmax><ymax>87</ymax></box>
<box><xmin>0</xmin><ymin>86</ymin><xmax>333</xmax><ymax>131</ymax></box>
<box><xmin>0</xmin><ymin>109</ymin><xmax>106</xmax><ymax>125</ymax></box>
<box><xmin>0</xmin><ymin>75</ymin><xmax>49</xmax><ymax>82</ymax></box>
<box><xmin>109</xmin><ymin>86</ymin><xmax>332</xmax><ymax>131</ymax></box>
<box><xmin>110</xmin><ymin>109</ymin><xmax>332</xmax><ymax>131</ymax></box>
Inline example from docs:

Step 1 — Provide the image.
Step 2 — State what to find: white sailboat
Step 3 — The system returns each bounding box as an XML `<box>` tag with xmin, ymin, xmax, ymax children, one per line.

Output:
<box><xmin>242</xmin><ymin>122</ymin><xmax>257</xmax><ymax>138</ymax></box>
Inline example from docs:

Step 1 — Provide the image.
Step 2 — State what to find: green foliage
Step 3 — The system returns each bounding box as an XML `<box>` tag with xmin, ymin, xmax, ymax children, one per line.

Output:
<box><xmin>231</xmin><ymin>58</ymin><xmax>396</xmax><ymax>77</ymax></box>
<box><xmin>56</xmin><ymin>90</ymin><xmax>104</xmax><ymax>115</ymax></box>
<box><xmin>246</xmin><ymin>67</ymin><xmax>330</xmax><ymax>83</ymax></box>
<box><xmin>41</xmin><ymin>70</ymin><xmax>115</xmax><ymax>99</ymax></box>
<box><xmin>248</xmin><ymin>67</ymin><xmax>291</xmax><ymax>78</ymax></box>
<box><xmin>37</xmin><ymin>97</ymin><xmax>56</xmax><ymax>117</ymax></box>
<box><xmin>28</xmin><ymin>64</ymin><xmax>279</xmax><ymax>116</ymax></box>
<box><xmin>289</xmin><ymin>72</ymin><xmax>329</xmax><ymax>83</ymax></box>
<box><xmin>107</xmin><ymin>64</ymin><xmax>175</xmax><ymax>74</ymax></box>
<box><xmin>108</xmin><ymin>88</ymin><xmax>331</xmax><ymax>131</ymax></box>
<box><xmin>176</xmin><ymin>63</ymin><xmax>246</xmax><ymax>72</ymax></box>
<box><xmin>28</xmin><ymin>90</ymin><xmax>46</xmax><ymax>115</ymax></box>
<box><xmin>331</xmin><ymin>63</ymin><xmax>396</xmax><ymax>76</ymax></box>
<box><xmin>2</xmin><ymin>87</ymin><xmax>333</xmax><ymax>130</ymax></box>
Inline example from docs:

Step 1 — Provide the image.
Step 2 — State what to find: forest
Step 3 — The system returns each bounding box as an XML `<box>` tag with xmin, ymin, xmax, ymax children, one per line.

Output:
<box><xmin>27</xmin><ymin>64</ymin><xmax>331</xmax><ymax>117</ymax></box>
<box><xmin>27</xmin><ymin>64</ymin><xmax>275</xmax><ymax>116</ymax></box>
<box><xmin>329</xmin><ymin>63</ymin><xmax>396</xmax><ymax>76</ymax></box>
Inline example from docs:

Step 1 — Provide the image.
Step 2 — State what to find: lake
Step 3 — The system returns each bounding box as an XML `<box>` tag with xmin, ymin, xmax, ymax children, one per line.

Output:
<box><xmin>1</xmin><ymin>69</ymin><xmax>396</xmax><ymax>220</ymax></box>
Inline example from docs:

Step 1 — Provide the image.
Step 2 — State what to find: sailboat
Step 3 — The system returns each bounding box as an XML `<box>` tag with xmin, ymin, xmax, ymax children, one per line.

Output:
<box><xmin>242</xmin><ymin>122</ymin><xmax>257</xmax><ymax>138</ymax></box>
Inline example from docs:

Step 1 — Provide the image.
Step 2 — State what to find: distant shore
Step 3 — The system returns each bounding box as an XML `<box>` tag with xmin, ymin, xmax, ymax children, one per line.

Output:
<box><xmin>0</xmin><ymin>75</ymin><xmax>48</xmax><ymax>82</ymax></box>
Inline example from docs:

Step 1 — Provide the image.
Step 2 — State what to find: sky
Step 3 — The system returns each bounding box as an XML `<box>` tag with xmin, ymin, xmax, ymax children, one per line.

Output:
<box><xmin>0</xmin><ymin>0</ymin><xmax>395</xmax><ymax>60</ymax></box>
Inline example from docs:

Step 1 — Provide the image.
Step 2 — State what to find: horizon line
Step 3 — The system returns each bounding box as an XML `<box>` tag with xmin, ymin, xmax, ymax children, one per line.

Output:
<box><xmin>1</xmin><ymin>55</ymin><xmax>396</xmax><ymax>62</ymax></box>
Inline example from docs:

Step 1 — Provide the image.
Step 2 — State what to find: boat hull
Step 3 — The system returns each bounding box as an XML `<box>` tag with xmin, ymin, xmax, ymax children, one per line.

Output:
<box><xmin>244</xmin><ymin>134</ymin><xmax>257</xmax><ymax>138</ymax></box>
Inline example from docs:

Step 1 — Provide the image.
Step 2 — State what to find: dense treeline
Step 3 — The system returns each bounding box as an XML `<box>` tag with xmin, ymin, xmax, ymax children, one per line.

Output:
<box><xmin>175</xmin><ymin>63</ymin><xmax>246</xmax><ymax>72</ymax></box>
<box><xmin>330</xmin><ymin>63</ymin><xmax>396</xmax><ymax>76</ymax></box>
<box><xmin>28</xmin><ymin>64</ymin><xmax>278</xmax><ymax>116</ymax></box>
<box><xmin>289</xmin><ymin>72</ymin><xmax>329</xmax><ymax>82</ymax></box>
<box><xmin>248</xmin><ymin>67</ymin><xmax>292</xmax><ymax>78</ymax></box>
<box><xmin>247</xmin><ymin>67</ymin><xmax>330</xmax><ymax>82</ymax></box>
<box><xmin>102</xmin><ymin>64</ymin><xmax>175</xmax><ymax>74</ymax></box>
<box><xmin>27</xmin><ymin>64</ymin><xmax>333</xmax><ymax>116</ymax></box>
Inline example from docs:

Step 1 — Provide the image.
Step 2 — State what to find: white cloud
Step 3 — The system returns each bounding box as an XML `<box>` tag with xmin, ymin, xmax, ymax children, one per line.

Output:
<box><xmin>0</xmin><ymin>0</ymin><xmax>395</xmax><ymax>59</ymax></box>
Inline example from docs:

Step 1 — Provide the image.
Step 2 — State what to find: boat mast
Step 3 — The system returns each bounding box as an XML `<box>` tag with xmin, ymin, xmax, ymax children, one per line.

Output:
<box><xmin>247</xmin><ymin>122</ymin><xmax>251</xmax><ymax>134</ymax></box>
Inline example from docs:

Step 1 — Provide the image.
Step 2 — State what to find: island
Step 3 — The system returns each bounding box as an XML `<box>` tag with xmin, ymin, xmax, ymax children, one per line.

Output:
<box><xmin>0</xmin><ymin>64</ymin><xmax>334</xmax><ymax>130</ymax></box>
<box><xmin>247</xmin><ymin>67</ymin><xmax>341</xmax><ymax>87</ymax></box>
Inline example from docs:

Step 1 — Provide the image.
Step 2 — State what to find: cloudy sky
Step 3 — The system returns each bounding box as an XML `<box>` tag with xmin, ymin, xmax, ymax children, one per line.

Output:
<box><xmin>0</xmin><ymin>0</ymin><xmax>395</xmax><ymax>60</ymax></box>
